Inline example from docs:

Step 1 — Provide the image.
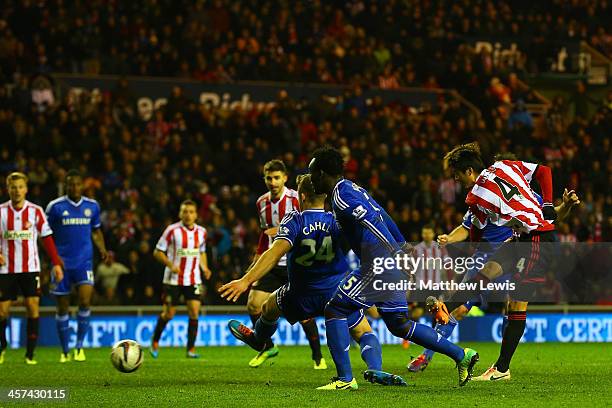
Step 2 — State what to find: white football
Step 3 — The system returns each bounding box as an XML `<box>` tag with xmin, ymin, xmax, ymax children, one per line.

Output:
<box><xmin>110</xmin><ymin>339</ymin><xmax>143</xmax><ymax>373</ymax></box>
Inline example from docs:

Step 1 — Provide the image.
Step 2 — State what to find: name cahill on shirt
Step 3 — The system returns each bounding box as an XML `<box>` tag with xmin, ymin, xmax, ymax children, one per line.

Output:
<box><xmin>372</xmin><ymin>279</ymin><xmax>516</xmax><ymax>292</ymax></box>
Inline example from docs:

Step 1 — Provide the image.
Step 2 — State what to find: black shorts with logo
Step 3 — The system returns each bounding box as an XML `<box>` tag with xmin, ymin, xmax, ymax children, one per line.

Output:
<box><xmin>511</xmin><ymin>229</ymin><xmax>558</xmax><ymax>301</ymax></box>
<box><xmin>251</xmin><ymin>266</ymin><xmax>288</xmax><ymax>293</ymax></box>
<box><xmin>0</xmin><ymin>272</ymin><xmax>41</xmax><ymax>301</ymax></box>
<box><xmin>162</xmin><ymin>284</ymin><xmax>203</xmax><ymax>305</ymax></box>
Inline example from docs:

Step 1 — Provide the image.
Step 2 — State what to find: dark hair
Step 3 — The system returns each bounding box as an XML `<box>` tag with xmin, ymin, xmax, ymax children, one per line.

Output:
<box><xmin>422</xmin><ymin>223</ymin><xmax>435</xmax><ymax>231</ymax></box>
<box><xmin>493</xmin><ymin>152</ymin><xmax>518</xmax><ymax>161</ymax></box>
<box><xmin>66</xmin><ymin>169</ymin><xmax>82</xmax><ymax>179</ymax></box>
<box><xmin>296</xmin><ymin>174</ymin><xmax>325</xmax><ymax>202</ymax></box>
<box><xmin>444</xmin><ymin>142</ymin><xmax>484</xmax><ymax>173</ymax></box>
<box><xmin>263</xmin><ymin>159</ymin><xmax>287</xmax><ymax>174</ymax></box>
<box><xmin>180</xmin><ymin>199</ymin><xmax>198</xmax><ymax>209</ymax></box>
<box><xmin>311</xmin><ymin>146</ymin><xmax>344</xmax><ymax>176</ymax></box>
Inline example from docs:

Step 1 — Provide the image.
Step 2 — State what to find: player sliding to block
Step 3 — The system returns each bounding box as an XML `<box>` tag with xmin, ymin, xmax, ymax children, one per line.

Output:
<box><xmin>220</xmin><ymin>174</ymin><xmax>407</xmax><ymax>390</ymax></box>
<box><xmin>308</xmin><ymin>147</ymin><xmax>479</xmax><ymax>390</ymax></box>
<box><xmin>408</xmin><ymin>154</ymin><xmax>580</xmax><ymax>373</ymax></box>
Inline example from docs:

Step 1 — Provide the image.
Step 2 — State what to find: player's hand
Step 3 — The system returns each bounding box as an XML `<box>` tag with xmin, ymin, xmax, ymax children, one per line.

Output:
<box><xmin>264</xmin><ymin>227</ymin><xmax>278</xmax><ymax>237</ymax></box>
<box><xmin>0</xmin><ymin>253</ymin><xmax>4</xmax><ymax>266</ymax></box>
<box><xmin>218</xmin><ymin>278</ymin><xmax>249</xmax><ymax>302</ymax></box>
<box><xmin>201</xmin><ymin>265</ymin><xmax>212</xmax><ymax>280</ymax></box>
<box><xmin>52</xmin><ymin>265</ymin><xmax>64</xmax><ymax>282</ymax></box>
<box><xmin>563</xmin><ymin>188</ymin><xmax>580</xmax><ymax>207</ymax></box>
<box><xmin>170</xmin><ymin>264</ymin><xmax>181</xmax><ymax>275</ymax></box>
<box><xmin>99</xmin><ymin>249</ymin><xmax>110</xmax><ymax>263</ymax></box>
<box><xmin>437</xmin><ymin>234</ymin><xmax>449</xmax><ymax>247</ymax></box>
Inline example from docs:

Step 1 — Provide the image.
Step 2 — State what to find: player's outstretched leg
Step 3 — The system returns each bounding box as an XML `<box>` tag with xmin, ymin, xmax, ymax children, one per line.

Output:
<box><xmin>382</xmin><ymin>311</ymin><xmax>478</xmax><ymax>386</ymax></box>
<box><xmin>409</xmin><ymin>298</ymin><xmax>461</xmax><ymax>372</ymax></box>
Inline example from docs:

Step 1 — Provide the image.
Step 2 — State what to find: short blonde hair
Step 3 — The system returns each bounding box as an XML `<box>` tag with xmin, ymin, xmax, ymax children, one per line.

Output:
<box><xmin>6</xmin><ymin>172</ymin><xmax>28</xmax><ymax>186</ymax></box>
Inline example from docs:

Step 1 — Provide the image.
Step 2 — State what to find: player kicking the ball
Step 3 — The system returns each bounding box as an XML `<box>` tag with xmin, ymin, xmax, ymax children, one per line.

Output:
<box><xmin>408</xmin><ymin>153</ymin><xmax>580</xmax><ymax>373</ymax></box>
<box><xmin>441</xmin><ymin>143</ymin><xmax>564</xmax><ymax>381</ymax></box>
<box><xmin>220</xmin><ymin>174</ymin><xmax>406</xmax><ymax>389</ymax></box>
<box><xmin>46</xmin><ymin>169</ymin><xmax>108</xmax><ymax>363</ymax></box>
<box><xmin>149</xmin><ymin>200</ymin><xmax>212</xmax><ymax>359</ymax></box>
<box><xmin>309</xmin><ymin>147</ymin><xmax>479</xmax><ymax>389</ymax></box>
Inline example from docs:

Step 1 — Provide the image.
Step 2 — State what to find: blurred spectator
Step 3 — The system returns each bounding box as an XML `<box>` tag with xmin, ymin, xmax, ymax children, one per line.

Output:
<box><xmin>95</xmin><ymin>251</ymin><xmax>130</xmax><ymax>305</ymax></box>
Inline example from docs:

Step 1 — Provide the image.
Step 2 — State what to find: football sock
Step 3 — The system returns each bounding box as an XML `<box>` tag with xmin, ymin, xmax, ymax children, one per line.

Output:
<box><xmin>26</xmin><ymin>317</ymin><xmax>39</xmax><ymax>359</ymax></box>
<box><xmin>325</xmin><ymin>317</ymin><xmax>353</xmax><ymax>382</ymax></box>
<box><xmin>0</xmin><ymin>318</ymin><xmax>7</xmax><ymax>351</ymax></box>
<box><xmin>358</xmin><ymin>332</ymin><xmax>382</xmax><ymax>370</ymax></box>
<box><xmin>76</xmin><ymin>308</ymin><xmax>91</xmax><ymax>349</ymax></box>
<box><xmin>407</xmin><ymin>321</ymin><xmax>464</xmax><ymax>363</ymax></box>
<box><xmin>300</xmin><ymin>319</ymin><xmax>322</xmax><ymax>361</ymax></box>
<box><xmin>55</xmin><ymin>314</ymin><xmax>70</xmax><ymax>354</ymax></box>
<box><xmin>495</xmin><ymin>311</ymin><xmax>526</xmax><ymax>372</ymax></box>
<box><xmin>254</xmin><ymin>315</ymin><xmax>278</xmax><ymax>344</ymax></box>
<box><xmin>251</xmin><ymin>313</ymin><xmax>274</xmax><ymax>350</ymax></box>
<box><xmin>152</xmin><ymin>315</ymin><xmax>170</xmax><ymax>343</ymax></box>
<box><xmin>187</xmin><ymin>318</ymin><xmax>198</xmax><ymax>350</ymax></box>
<box><xmin>422</xmin><ymin>316</ymin><xmax>458</xmax><ymax>360</ymax></box>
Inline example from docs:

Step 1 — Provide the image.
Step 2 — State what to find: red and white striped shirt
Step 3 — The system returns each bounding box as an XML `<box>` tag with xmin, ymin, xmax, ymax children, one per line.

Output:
<box><xmin>413</xmin><ymin>241</ymin><xmax>450</xmax><ymax>284</ymax></box>
<box><xmin>0</xmin><ymin>200</ymin><xmax>53</xmax><ymax>274</ymax></box>
<box><xmin>155</xmin><ymin>222</ymin><xmax>207</xmax><ymax>286</ymax></box>
<box><xmin>256</xmin><ymin>187</ymin><xmax>299</xmax><ymax>267</ymax></box>
<box><xmin>466</xmin><ymin>160</ymin><xmax>554</xmax><ymax>234</ymax></box>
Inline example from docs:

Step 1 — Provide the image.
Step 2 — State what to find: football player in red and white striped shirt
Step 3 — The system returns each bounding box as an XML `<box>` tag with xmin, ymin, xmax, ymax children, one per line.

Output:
<box><xmin>0</xmin><ymin>172</ymin><xmax>64</xmax><ymax>365</ymax></box>
<box><xmin>444</xmin><ymin>143</ymin><xmax>559</xmax><ymax>381</ymax></box>
<box><xmin>413</xmin><ymin>224</ymin><xmax>451</xmax><ymax>286</ymax></box>
<box><xmin>246</xmin><ymin>160</ymin><xmax>324</xmax><ymax>369</ymax></box>
<box><xmin>149</xmin><ymin>199</ymin><xmax>211</xmax><ymax>359</ymax></box>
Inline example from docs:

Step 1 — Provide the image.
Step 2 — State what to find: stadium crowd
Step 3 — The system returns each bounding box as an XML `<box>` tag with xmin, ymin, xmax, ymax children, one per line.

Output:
<box><xmin>0</xmin><ymin>0</ymin><xmax>610</xmax><ymax>306</ymax></box>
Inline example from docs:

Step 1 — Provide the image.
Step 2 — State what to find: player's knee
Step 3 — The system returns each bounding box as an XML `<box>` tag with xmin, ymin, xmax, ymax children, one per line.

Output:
<box><xmin>164</xmin><ymin>308</ymin><xmax>176</xmax><ymax>320</ymax></box>
<box><xmin>382</xmin><ymin>312</ymin><xmax>414</xmax><ymax>339</ymax></box>
<box><xmin>246</xmin><ymin>299</ymin><xmax>262</xmax><ymax>315</ymax></box>
<box><xmin>480</xmin><ymin>262</ymin><xmax>502</xmax><ymax>280</ymax></box>
<box><xmin>261</xmin><ymin>296</ymin><xmax>277</xmax><ymax>319</ymax></box>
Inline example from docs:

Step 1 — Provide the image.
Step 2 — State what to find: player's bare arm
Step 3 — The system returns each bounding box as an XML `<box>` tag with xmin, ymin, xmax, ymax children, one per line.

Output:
<box><xmin>199</xmin><ymin>252</ymin><xmax>212</xmax><ymax>280</ymax></box>
<box><xmin>555</xmin><ymin>189</ymin><xmax>580</xmax><ymax>222</ymax></box>
<box><xmin>91</xmin><ymin>228</ymin><xmax>109</xmax><ymax>262</ymax></box>
<box><xmin>153</xmin><ymin>249</ymin><xmax>181</xmax><ymax>275</ymax></box>
<box><xmin>219</xmin><ymin>239</ymin><xmax>292</xmax><ymax>302</ymax></box>
<box><xmin>438</xmin><ymin>224</ymin><xmax>469</xmax><ymax>247</ymax></box>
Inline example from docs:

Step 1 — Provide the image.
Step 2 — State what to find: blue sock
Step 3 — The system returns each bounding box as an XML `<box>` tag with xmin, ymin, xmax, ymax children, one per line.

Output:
<box><xmin>325</xmin><ymin>318</ymin><xmax>353</xmax><ymax>382</ymax></box>
<box><xmin>56</xmin><ymin>314</ymin><xmax>70</xmax><ymax>354</ymax></box>
<box><xmin>358</xmin><ymin>332</ymin><xmax>382</xmax><ymax>371</ymax></box>
<box><xmin>422</xmin><ymin>316</ymin><xmax>458</xmax><ymax>360</ymax></box>
<box><xmin>254</xmin><ymin>316</ymin><xmax>278</xmax><ymax>344</ymax></box>
<box><xmin>408</xmin><ymin>322</ymin><xmax>464</xmax><ymax>363</ymax></box>
<box><xmin>76</xmin><ymin>308</ymin><xmax>90</xmax><ymax>349</ymax></box>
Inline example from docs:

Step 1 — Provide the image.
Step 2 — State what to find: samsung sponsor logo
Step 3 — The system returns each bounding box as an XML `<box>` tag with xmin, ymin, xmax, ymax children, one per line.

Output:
<box><xmin>62</xmin><ymin>218</ymin><xmax>91</xmax><ymax>225</ymax></box>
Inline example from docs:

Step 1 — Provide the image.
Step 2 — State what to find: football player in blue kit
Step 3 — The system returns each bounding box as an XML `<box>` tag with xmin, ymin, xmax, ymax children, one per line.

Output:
<box><xmin>46</xmin><ymin>170</ymin><xmax>108</xmax><ymax>362</ymax></box>
<box><xmin>220</xmin><ymin>174</ymin><xmax>406</xmax><ymax>389</ymax></box>
<box><xmin>308</xmin><ymin>146</ymin><xmax>479</xmax><ymax>389</ymax></box>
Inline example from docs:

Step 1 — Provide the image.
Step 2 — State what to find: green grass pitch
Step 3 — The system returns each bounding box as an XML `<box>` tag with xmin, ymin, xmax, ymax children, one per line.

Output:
<box><xmin>1</xmin><ymin>343</ymin><xmax>610</xmax><ymax>407</ymax></box>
